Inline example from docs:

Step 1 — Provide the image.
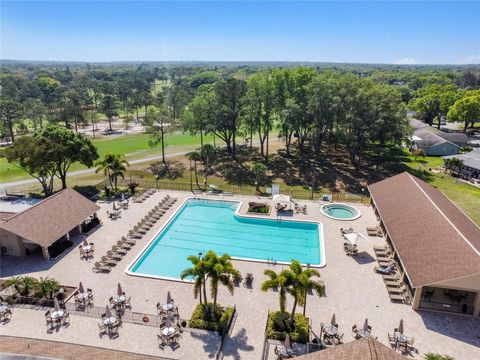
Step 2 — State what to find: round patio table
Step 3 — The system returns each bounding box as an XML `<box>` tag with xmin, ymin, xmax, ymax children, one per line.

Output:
<box><xmin>162</xmin><ymin>327</ymin><xmax>175</xmax><ymax>336</ymax></box>
<box><xmin>324</xmin><ymin>325</ymin><xmax>338</xmax><ymax>336</ymax></box>
<box><xmin>357</xmin><ymin>329</ymin><xmax>371</xmax><ymax>338</ymax></box>
<box><xmin>162</xmin><ymin>303</ymin><xmax>174</xmax><ymax>311</ymax></box>
<box><xmin>103</xmin><ymin>316</ymin><xmax>117</xmax><ymax>326</ymax></box>
<box><xmin>76</xmin><ymin>292</ymin><xmax>90</xmax><ymax>301</ymax></box>
<box><xmin>113</xmin><ymin>295</ymin><xmax>125</xmax><ymax>304</ymax></box>
<box><xmin>50</xmin><ymin>310</ymin><xmax>64</xmax><ymax>320</ymax></box>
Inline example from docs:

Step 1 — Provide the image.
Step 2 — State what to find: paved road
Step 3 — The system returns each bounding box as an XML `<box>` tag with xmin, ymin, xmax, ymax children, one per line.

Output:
<box><xmin>1</xmin><ymin>138</ymin><xmax>281</xmax><ymax>189</ymax></box>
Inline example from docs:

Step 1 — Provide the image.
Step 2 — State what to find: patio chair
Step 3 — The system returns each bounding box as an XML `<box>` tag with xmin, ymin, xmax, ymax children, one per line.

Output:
<box><xmin>387</xmin><ymin>285</ymin><xmax>407</xmax><ymax>294</ymax></box>
<box><xmin>384</xmin><ymin>279</ymin><xmax>404</xmax><ymax>288</ymax></box>
<box><xmin>128</xmin><ymin>230</ymin><xmax>142</xmax><ymax>239</ymax></box>
<box><xmin>335</xmin><ymin>332</ymin><xmax>344</xmax><ymax>344</ymax></box>
<box><xmin>106</xmin><ymin>251</ymin><xmax>122</xmax><ymax>261</ymax></box>
<box><xmin>63</xmin><ymin>311</ymin><xmax>70</xmax><ymax>325</ymax></box>
<box><xmin>407</xmin><ymin>336</ymin><xmax>415</xmax><ymax>347</ymax></box>
<box><xmin>387</xmin><ymin>332</ymin><xmax>396</xmax><ymax>345</ymax></box>
<box><xmin>122</xmin><ymin>236</ymin><xmax>136</xmax><ymax>246</ymax></box>
<box><xmin>124</xmin><ymin>296</ymin><xmax>131</xmax><ymax>310</ymax></box>
<box><xmin>117</xmin><ymin>240</ymin><xmax>131</xmax><ymax>250</ymax></box>
<box><xmin>98</xmin><ymin>322</ymin><xmax>107</xmax><ymax>334</ymax></box>
<box><xmin>351</xmin><ymin>325</ymin><xmax>358</xmax><ymax>338</ymax></box>
<box><xmin>374</xmin><ymin>264</ymin><xmax>396</xmax><ymax>275</ymax></box>
<box><xmin>243</xmin><ymin>273</ymin><xmax>254</xmax><ymax>288</ymax></box>
<box><xmin>93</xmin><ymin>261</ymin><xmax>111</xmax><ymax>273</ymax></box>
<box><xmin>377</xmin><ymin>259</ymin><xmax>393</xmax><ymax>267</ymax></box>
<box><xmin>112</xmin><ymin>245</ymin><xmax>127</xmax><ymax>256</ymax></box>
<box><xmin>157</xmin><ymin>334</ymin><xmax>169</xmax><ymax>349</ymax></box>
<box><xmin>45</xmin><ymin>311</ymin><xmax>53</xmax><ymax>326</ymax></box>
<box><xmin>340</xmin><ymin>227</ymin><xmax>354</xmax><ymax>235</ymax></box>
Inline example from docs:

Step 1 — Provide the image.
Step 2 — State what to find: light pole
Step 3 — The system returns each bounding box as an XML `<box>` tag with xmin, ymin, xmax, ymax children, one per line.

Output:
<box><xmin>189</xmin><ymin>159</ymin><xmax>193</xmax><ymax>192</ymax></box>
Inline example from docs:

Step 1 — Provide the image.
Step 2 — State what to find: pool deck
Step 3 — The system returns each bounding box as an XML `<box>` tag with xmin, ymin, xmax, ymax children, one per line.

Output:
<box><xmin>1</xmin><ymin>190</ymin><xmax>479</xmax><ymax>359</ymax></box>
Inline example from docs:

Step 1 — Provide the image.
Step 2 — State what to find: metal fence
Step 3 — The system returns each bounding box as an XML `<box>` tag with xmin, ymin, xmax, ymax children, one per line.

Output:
<box><xmin>98</xmin><ymin>178</ymin><xmax>371</xmax><ymax>205</ymax></box>
<box><xmin>215</xmin><ymin>305</ymin><xmax>237</xmax><ymax>360</ymax></box>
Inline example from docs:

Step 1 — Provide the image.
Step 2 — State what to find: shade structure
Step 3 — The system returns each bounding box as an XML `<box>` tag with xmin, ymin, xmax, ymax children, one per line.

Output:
<box><xmin>284</xmin><ymin>334</ymin><xmax>292</xmax><ymax>349</ymax></box>
<box><xmin>363</xmin><ymin>318</ymin><xmax>369</xmax><ymax>331</ymax></box>
<box><xmin>105</xmin><ymin>305</ymin><xmax>112</xmax><ymax>318</ymax></box>
<box><xmin>344</xmin><ymin>233</ymin><xmax>358</xmax><ymax>245</ymax></box>
<box><xmin>398</xmin><ymin>319</ymin><xmax>404</xmax><ymax>334</ymax></box>
<box><xmin>54</xmin><ymin>298</ymin><xmax>60</xmax><ymax>312</ymax></box>
<box><xmin>78</xmin><ymin>282</ymin><xmax>84</xmax><ymax>293</ymax></box>
<box><xmin>167</xmin><ymin>291</ymin><xmax>173</xmax><ymax>304</ymax></box>
<box><xmin>330</xmin><ymin>313</ymin><xmax>336</xmax><ymax>326</ymax></box>
<box><xmin>273</xmin><ymin>194</ymin><xmax>291</xmax><ymax>203</ymax></box>
<box><xmin>117</xmin><ymin>283</ymin><xmax>123</xmax><ymax>296</ymax></box>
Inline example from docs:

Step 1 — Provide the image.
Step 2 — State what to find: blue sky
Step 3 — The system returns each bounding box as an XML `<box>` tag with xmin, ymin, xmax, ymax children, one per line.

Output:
<box><xmin>1</xmin><ymin>1</ymin><xmax>479</xmax><ymax>64</ymax></box>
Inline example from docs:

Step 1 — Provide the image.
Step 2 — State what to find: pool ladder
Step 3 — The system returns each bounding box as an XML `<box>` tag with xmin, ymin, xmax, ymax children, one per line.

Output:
<box><xmin>267</xmin><ymin>258</ymin><xmax>277</xmax><ymax>266</ymax></box>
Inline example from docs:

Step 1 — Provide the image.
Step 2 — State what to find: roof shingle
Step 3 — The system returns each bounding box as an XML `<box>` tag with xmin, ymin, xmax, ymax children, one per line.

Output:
<box><xmin>368</xmin><ymin>172</ymin><xmax>480</xmax><ymax>287</ymax></box>
<box><xmin>0</xmin><ymin>189</ymin><xmax>100</xmax><ymax>248</ymax></box>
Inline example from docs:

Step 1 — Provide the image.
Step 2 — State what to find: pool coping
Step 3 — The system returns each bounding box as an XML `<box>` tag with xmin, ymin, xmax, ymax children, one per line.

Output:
<box><xmin>320</xmin><ymin>203</ymin><xmax>362</xmax><ymax>221</ymax></box>
<box><xmin>125</xmin><ymin>196</ymin><xmax>326</xmax><ymax>283</ymax></box>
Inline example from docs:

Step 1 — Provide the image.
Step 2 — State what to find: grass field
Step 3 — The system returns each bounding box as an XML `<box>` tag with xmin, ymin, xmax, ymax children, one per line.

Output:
<box><xmin>0</xmin><ymin>132</ymin><xmax>213</xmax><ymax>183</ymax></box>
<box><xmin>398</xmin><ymin>151</ymin><xmax>480</xmax><ymax>225</ymax></box>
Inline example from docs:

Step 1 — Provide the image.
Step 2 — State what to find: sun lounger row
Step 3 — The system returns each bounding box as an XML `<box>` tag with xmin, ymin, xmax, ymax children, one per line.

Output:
<box><xmin>127</xmin><ymin>196</ymin><xmax>177</xmax><ymax>239</ymax></box>
<box><xmin>132</xmin><ymin>188</ymin><xmax>157</xmax><ymax>203</ymax></box>
<box><xmin>93</xmin><ymin>238</ymin><xmax>136</xmax><ymax>273</ymax></box>
<box><xmin>366</xmin><ymin>224</ymin><xmax>383</xmax><ymax>237</ymax></box>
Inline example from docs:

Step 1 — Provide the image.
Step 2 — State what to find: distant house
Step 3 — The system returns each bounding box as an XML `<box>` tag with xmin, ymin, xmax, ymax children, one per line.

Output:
<box><xmin>409</xmin><ymin>119</ymin><xmax>468</xmax><ymax>156</ymax></box>
<box><xmin>368</xmin><ymin>172</ymin><xmax>480</xmax><ymax>317</ymax></box>
<box><xmin>0</xmin><ymin>189</ymin><xmax>100</xmax><ymax>259</ymax></box>
<box><xmin>443</xmin><ymin>147</ymin><xmax>480</xmax><ymax>180</ymax></box>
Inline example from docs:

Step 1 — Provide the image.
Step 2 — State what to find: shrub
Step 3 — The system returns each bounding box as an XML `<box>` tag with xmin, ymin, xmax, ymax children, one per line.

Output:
<box><xmin>247</xmin><ymin>202</ymin><xmax>270</xmax><ymax>214</ymax></box>
<box><xmin>189</xmin><ymin>303</ymin><xmax>233</xmax><ymax>334</ymax></box>
<box><xmin>266</xmin><ymin>311</ymin><xmax>309</xmax><ymax>344</ymax></box>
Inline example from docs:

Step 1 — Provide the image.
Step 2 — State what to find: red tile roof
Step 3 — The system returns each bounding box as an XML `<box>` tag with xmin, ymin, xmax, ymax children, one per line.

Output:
<box><xmin>368</xmin><ymin>172</ymin><xmax>480</xmax><ymax>287</ymax></box>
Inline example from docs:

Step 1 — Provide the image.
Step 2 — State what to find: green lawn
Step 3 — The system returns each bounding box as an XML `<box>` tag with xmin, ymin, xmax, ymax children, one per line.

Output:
<box><xmin>399</xmin><ymin>151</ymin><xmax>480</xmax><ymax>225</ymax></box>
<box><xmin>0</xmin><ymin>132</ymin><xmax>213</xmax><ymax>183</ymax></box>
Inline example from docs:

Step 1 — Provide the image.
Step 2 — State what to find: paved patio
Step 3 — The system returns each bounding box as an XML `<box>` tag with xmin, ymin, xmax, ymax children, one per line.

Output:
<box><xmin>1</xmin><ymin>190</ymin><xmax>479</xmax><ymax>359</ymax></box>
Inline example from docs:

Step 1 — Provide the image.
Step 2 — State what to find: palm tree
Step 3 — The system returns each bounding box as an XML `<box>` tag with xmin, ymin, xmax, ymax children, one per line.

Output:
<box><xmin>95</xmin><ymin>152</ymin><xmax>129</xmax><ymax>191</ymax></box>
<box><xmin>295</xmin><ymin>264</ymin><xmax>325</xmax><ymax>316</ymax></box>
<box><xmin>180</xmin><ymin>254</ymin><xmax>208</xmax><ymax>305</ymax></box>
<box><xmin>5</xmin><ymin>276</ymin><xmax>38</xmax><ymax>297</ymax></box>
<box><xmin>285</xmin><ymin>260</ymin><xmax>322</xmax><ymax>323</ymax></box>
<box><xmin>261</xmin><ymin>269</ymin><xmax>291</xmax><ymax>313</ymax></box>
<box><xmin>187</xmin><ymin>151</ymin><xmax>202</xmax><ymax>189</ymax></box>
<box><xmin>424</xmin><ymin>353</ymin><xmax>454</xmax><ymax>360</ymax></box>
<box><xmin>204</xmin><ymin>251</ymin><xmax>240</xmax><ymax>308</ymax></box>
<box><xmin>36</xmin><ymin>277</ymin><xmax>60</xmax><ymax>299</ymax></box>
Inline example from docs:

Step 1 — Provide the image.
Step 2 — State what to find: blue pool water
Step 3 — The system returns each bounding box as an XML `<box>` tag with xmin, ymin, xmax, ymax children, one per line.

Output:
<box><xmin>129</xmin><ymin>199</ymin><xmax>323</xmax><ymax>279</ymax></box>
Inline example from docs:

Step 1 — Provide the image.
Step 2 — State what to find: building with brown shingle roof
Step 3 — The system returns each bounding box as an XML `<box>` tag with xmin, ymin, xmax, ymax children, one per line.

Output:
<box><xmin>296</xmin><ymin>338</ymin><xmax>404</xmax><ymax>360</ymax></box>
<box><xmin>0</xmin><ymin>188</ymin><xmax>100</xmax><ymax>259</ymax></box>
<box><xmin>368</xmin><ymin>172</ymin><xmax>480</xmax><ymax>317</ymax></box>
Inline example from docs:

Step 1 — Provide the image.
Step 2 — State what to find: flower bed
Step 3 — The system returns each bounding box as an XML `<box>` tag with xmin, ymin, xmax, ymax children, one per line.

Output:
<box><xmin>247</xmin><ymin>202</ymin><xmax>270</xmax><ymax>214</ymax></box>
<box><xmin>189</xmin><ymin>303</ymin><xmax>233</xmax><ymax>334</ymax></box>
<box><xmin>266</xmin><ymin>311</ymin><xmax>309</xmax><ymax>343</ymax></box>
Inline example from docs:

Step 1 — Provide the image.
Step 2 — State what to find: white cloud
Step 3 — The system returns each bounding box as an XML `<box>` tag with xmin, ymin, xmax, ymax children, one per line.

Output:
<box><xmin>394</xmin><ymin>58</ymin><xmax>417</xmax><ymax>65</ymax></box>
<box><xmin>455</xmin><ymin>54</ymin><xmax>480</xmax><ymax>64</ymax></box>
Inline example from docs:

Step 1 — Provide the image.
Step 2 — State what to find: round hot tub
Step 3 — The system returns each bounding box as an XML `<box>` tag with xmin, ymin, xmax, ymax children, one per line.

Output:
<box><xmin>320</xmin><ymin>203</ymin><xmax>361</xmax><ymax>221</ymax></box>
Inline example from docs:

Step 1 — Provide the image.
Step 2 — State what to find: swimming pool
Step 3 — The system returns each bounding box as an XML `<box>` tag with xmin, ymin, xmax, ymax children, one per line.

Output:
<box><xmin>127</xmin><ymin>199</ymin><xmax>324</xmax><ymax>280</ymax></box>
<box><xmin>320</xmin><ymin>203</ymin><xmax>361</xmax><ymax>221</ymax></box>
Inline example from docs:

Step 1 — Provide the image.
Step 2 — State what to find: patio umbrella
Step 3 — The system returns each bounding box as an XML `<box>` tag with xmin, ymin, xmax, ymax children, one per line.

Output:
<box><xmin>167</xmin><ymin>291</ymin><xmax>173</xmax><ymax>304</ymax></box>
<box><xmin>273</xmin><ymin>194</ymin><xmax>291</xmax><ymax>203</ymax></box>
<box><xmin>78</xmin><ymin>282</ymin><xmax>85</xmax><ymax>293</ymax></box>
<box><xmin>105</xmin><ymin>305</ymin><xmax>112</xmax><ymax>318</ymax></box>
<box><xmin>117</xmin><ymin>283</ymin><xmax>123</xmax><ymax>296</ymax></box>
<box><xmin>54</xmin><ymin>298</ymin><xmax>60</xmax><ymax>312</ymax></box>
<box><xmin>398</xmin><ymin>319</ymin><xmax>404</xmax><ymax>334</ymax></box>
<box><xmin>363</xmin><ymin>318</ymin><xmax>369</xmax><ymax>331</ymax></box>
<box><xmin>344</xmin><ymin>233</ymin><xmax>357</xmax><ymax>245</ymax></box>
<box><xmin>330</xmin><ymin>313</ymin><xmax>336</xmax><ymax>326</ymax></box>
<box><xmin>82</xmin><ymin>239</ymin><xmax>89</xmax><ymax>246</ymax></box>
<box><xmin>284</xmin><ymin>334</ymin><xmax>292</xmax><ymax>350</ymax></box>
